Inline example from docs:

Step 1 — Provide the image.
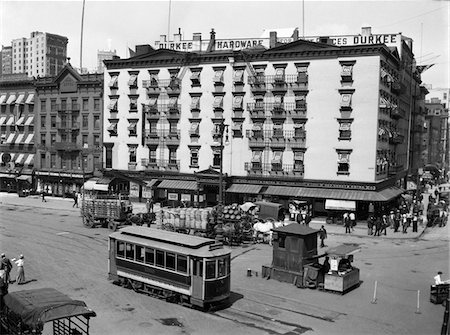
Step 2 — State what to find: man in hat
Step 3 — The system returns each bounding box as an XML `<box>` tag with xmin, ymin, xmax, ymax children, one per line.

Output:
<box><xmin>0</xmin><ymin>253</ymin><xmax>13</xmax><ymax>284</ymax></box>
<box><xmin>434</xmin><ymin>271</ymin><xmax>450</xmax><ymax>285</ymax></box>
<box><xmin>318</xmin><ymin>225</ymin><xmax>327</xmax><ymax>248</ymax></box>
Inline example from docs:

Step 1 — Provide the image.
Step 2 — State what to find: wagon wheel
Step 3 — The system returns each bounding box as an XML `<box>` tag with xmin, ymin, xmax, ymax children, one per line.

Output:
<box><xmin>108</xmin><ymin>220</ymin><xmax>118</xmax><ymax>231</ymax></box>
<box><xmin>83</xmin><ymin>212</ymin><xmax>95</xmax><ymax>228</ymax></box>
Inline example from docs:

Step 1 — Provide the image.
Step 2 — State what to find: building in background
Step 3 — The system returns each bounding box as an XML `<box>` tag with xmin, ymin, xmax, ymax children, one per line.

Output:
<box><xmin>103</xmin><ymin>27</ymin><xmax>424</xmax><ymax>217</ymax></box>
<box><xmin>0</xmin><ymin>73</ymin><xmax>36</xmax><ymax>194</ymax></box>
<box><xmin>8</xmin><ymin>31</ymin><xmax>68</xmax><ymax>78</ymax></box>
<box><xmin>97</xmin><ymin>49</ymin><xmax>117</xmax><ymax>73</ymax></box>
<box><xmin>426</xmin><ymin>87</ymin><xmax>450</xmax><ymax>109</ymax></box>
<box><xmin>409</xmin><ymin>85</ymin><xmax>429</xmax><ymax>176</ymax></box>
<box><xmin>1</xmin><ymin>46</ymin><xmax>12</xmax><ymax>76</ymax></box>
<box><xmin>424</xmin><ymin>98</ymin><xmax>449</xmax><ymax>179</ymax></box>
<box><xmin>34</xmin><ymin>63</ymin><xmax>103</xmax><ymax>196</ymax></box>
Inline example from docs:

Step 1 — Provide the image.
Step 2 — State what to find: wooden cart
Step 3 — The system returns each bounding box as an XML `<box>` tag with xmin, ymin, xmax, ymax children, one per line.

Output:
<box><xmin>81</xmin><ymin>196</ymin><xmax>134</xmax><ymax>231</ymax></box>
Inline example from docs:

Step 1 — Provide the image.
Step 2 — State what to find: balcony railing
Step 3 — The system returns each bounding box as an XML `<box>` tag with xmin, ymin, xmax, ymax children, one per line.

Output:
<box><xmin>390</xmin><ymin>108</ymin><xmax>405</xmax><ymax>119</ymax></box>
<box><xmin>142</xmin><ymin>78</ymin><xmax>181</xmax><ymax>92</ymax></box>
<box><xmin>53</xmin><ymin>142</ymin><xmax>81</xmax><ymax>151</ymax></box>
<box><xmin>57</xmin><ymin>103</ymin><xmax>80</xmax><ymax>112</ymax></box>
<box><xmin>56</xmin><ymin>122</ymin><xmax>80</xmax><ymax>130</ymax></box>
<box><xmin>141</xmin><ymin>158</ymin><xmax>180</xmax><ymax>171</ymax></box>
<box><xmin>244</xmin><ymin>162</ymin><xmax>304</xmax><ymax>177</ymax></box>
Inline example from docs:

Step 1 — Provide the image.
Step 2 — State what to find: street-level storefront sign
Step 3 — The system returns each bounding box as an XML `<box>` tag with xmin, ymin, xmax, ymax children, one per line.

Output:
<box><xmin>168</xmin><ymin>193</ymin><xmax>178</xmax><ymax>201</ymax></box>
<box><xmin>129</xmin><ymin>182</ymin><xmax>139</xmax><ymax>198</ymax></box>
<box><xmin>325</xmin><ymin>199</ymin><xmax>356</xmax><ymax>211</ymax></box>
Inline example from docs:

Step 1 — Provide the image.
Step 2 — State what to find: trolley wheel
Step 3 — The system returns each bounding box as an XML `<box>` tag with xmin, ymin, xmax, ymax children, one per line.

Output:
<box><xmin>83</xmin><ymin>213</ymin><xmax>95</xmax><ymax>228</ymax></box>
<box><xmin>108</xmin><ymin>220</ymin><xmax>118</xmax><ymax>231</ymax></box>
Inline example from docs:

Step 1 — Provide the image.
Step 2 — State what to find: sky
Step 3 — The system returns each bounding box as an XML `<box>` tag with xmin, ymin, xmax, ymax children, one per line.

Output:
<box><xmin>0</xmin><ymin>0</ymin><xmax>449</xmax><ymax>89</ymax></box>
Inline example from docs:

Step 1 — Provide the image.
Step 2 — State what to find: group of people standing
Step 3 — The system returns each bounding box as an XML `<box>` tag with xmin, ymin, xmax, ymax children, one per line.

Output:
<box><xmin>343</xmin><ymin>212</ymin><xmax>356</xmax><ymax>234</ymax></box>
<box><xmin>0</xmin><ymin>253</ymin><xmax>26</xmax><ymax>307</ymax></box>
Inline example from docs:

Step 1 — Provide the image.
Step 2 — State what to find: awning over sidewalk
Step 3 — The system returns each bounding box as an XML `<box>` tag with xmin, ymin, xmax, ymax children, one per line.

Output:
<box><xmin>325</xmin><ymin>199</ymin><xmax>356</xmax><ymax>211</ymax></box>
<box><xmin>296</xmin><ymin>186</ymin><xmax>404</xmax><ymax>202</ymax></box>
<box><xmin>264</xmin><ymin>185</ymin><xmax>299</xmax><ymax>197</ymax></box>
<box><xmin>226</xmin><ymin>183</ymin><xmax>262</xmax><ymax>194</ymax></box>
<box><xmin>157</xmin><ymin>179</ymin><xmax>197</xmax><ymax>191</ymax></box>
<box><xmin>16</xmin><ymin>175</ymin><xmax>32</xmax><ymax>183</ymax></box>
<box><xmin>0</xmin><ymin>173</ymin><xmax>16</xmax><ymax>179</ymax></box>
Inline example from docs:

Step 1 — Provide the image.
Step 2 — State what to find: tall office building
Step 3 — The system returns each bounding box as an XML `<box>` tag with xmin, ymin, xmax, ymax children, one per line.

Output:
<box><xmin>97</xmin><ymin>50</ymin><xmax>117</xmax><ymax>73</ymax></box>
<box><xmin>1</xmin><ymin>46</ymin><xmax>12</xmax><ymax>75</ymax></box>
<box><xmin>11</xmin><ymin>32</ymin><xmax>68</xmax><ymax>77</ymax></box>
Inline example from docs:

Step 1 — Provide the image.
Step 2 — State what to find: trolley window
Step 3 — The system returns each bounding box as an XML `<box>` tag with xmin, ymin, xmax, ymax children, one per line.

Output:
<box><xmin>206</xmin><ymin>260</ymin><xmax>216</xmax><ymax>279</ymax></box>
<box><xmin>166</xmin><ymin>252</ymin><xmax>176</xmax><ymax>271</ymax></box>
<box><xmin>156</xmin><ymin>250</ymin><xmax>165</xmax><ymax>267</ymax></box>
<box><xmin>177</xmin><ymin>255</ymin><xmax>187</xmax><ymax>273</ymax></box>
<box><xmin>193</xmin><ymin>259</ymin><xmax>203</xmax><ymax>277</ymax></box>
<box><xmin>218</xmin><ymin>258</ymin><xmax>226</xmax><ymax>277</ymax></box>
<box><xmin>135</xmin><ymin>245</ymin><xmax>144</xmax><ymax>263</ymax></box>
<box><xmin>126</xmin><ymin>243</ymin><xmax>135</xmax><ymax>260</ymax></box>
<box><xmin>117</xmin><ymin>241</ymin><xmax>125</xmax><ymax>258</ymax></box>
<box><xmin>145</xmin><ymin>248</ymin><xmax>155</xmax><ymax>265</ymax></box>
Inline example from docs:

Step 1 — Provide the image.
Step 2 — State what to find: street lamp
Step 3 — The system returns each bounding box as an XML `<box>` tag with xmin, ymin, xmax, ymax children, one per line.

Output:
<box><xmin>213</xmin><ymin>119</ymin><xmax>229</xmax><ymax>240</ymax></box>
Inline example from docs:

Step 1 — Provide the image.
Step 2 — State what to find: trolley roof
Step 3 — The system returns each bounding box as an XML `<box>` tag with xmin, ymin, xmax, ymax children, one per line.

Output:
<box><xmin>110</xmin><ymin>226</ymin><xmax>230</xmax><ymax>257</ymax></box>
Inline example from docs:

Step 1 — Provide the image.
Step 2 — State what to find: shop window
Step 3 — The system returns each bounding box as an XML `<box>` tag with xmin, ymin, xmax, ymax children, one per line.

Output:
<box><xmin>190</xmin><ymin>148</ymin><xmax>199</xmax><ymax>167</ymax></box>
<box><xmin>206</xmin><ymin>260</ymin><xmax>216</xmax><ymax>279</ymax></box>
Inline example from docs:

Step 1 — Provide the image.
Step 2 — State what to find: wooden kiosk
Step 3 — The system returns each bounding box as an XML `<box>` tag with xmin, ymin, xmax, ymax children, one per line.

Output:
<box><xmin>262</xmin><ymin>224</ymin><xmax>318</xmax><ymax>285</ymax></box>
<box><xmin>323</xmin><ymin>244</ymin><xmax>361</xmax><ymax>293</ymax></box>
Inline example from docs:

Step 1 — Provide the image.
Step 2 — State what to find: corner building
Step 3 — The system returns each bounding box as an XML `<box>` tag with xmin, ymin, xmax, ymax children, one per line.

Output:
<box><xmin>104</xmin><ymin>35</ymin><xmax>418</xmax><ymax>217</ymax></box>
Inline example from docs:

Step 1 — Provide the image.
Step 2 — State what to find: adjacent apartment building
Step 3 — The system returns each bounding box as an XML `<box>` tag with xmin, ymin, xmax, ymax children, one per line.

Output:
<box><xmin>102</xmin><ymin>28</ymin><xmax>424</xmax><ymax>217</ymax></box>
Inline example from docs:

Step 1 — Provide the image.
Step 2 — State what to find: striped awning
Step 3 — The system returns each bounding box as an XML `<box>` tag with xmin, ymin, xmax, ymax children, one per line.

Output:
<box><xmin>0</xmin><ymin>116</ymin><xmax>6</xmax><ymax>125</ymax></box>
<box><xmin>24</xmin><ymin>134</ymin><xmax>34</xmax><ymax>144</ymax></box>
<box><xmin>264</xmin><ymin>185</ymin><xmax>299</xmax><ymax>197</ymax></box>
<box><xmin>6</xmin><ymin>117</ymin><xmax>14</xmax><ymax>125</ymax></box>
<box><xmin>226</xmin><ymin>184</ymin><xmax>263</xmax><ymax>194</ymax></box>
<box><xmin>25</xmin><ymin>93</ymin><xmax>35</xmax><ymax>104</ymax></box>
<box><xmin>24</xmin><ymin>154</ymin><xmax>34</xmax><ymax>165</ymax></box>
<box><xmin>157</xmin><ymin>179</ymin><xmax>197</xmax><ymax>191</ymax></box>
<box><xmin>16</xmin><ymin>175</ymin><xmax>32</xmax><ymax>183</ymax></box>
<box><xmin>15</xmin><ymin>94</ymin><xmax>25</xmax><ymax>104</ymax></box>
<box><xmin>15</xmin><ymin>153</ymin><xmax>25</xmax><ymax>164</ymax></box>
<box><xmin>5</xmin><ymin>133</ymin><xmax>16</xmax><ymax>143</ymax></box>
<box><xmin>6</xmin><ymin>94</ymin><xmax>16</xmax><ymax>105</ymax></box>
<box><xmin>15</xmin><ymin>133</ymin><xmax>25</xmax><ymax>144</ymax></box>
<box><xmin>295</xmin><ymin>186</ymin><xmax>404</xmax><ymax>202</ymax></box>
<box><xmin>15</xmin><ymin>117</ymin><xmax>25</xmax><ymax>126</ymax></box>
<box><xmin>24</xmin><ymin>116</ymin><xmax>34</xmax><ymax>126</ymax></box>
<box><xmin>0</xmin><ymin>173</ymin><xmax>16</xmax><ymax>179</ymax></box>
<box><xmin>0</xmin><ymin>94</ymin><xmax>6</xmax><ymax>104</ymax></box>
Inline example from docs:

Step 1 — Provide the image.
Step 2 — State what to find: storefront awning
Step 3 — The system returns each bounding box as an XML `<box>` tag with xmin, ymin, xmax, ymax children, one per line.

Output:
<box><xmin>0</xmin><ymin>116</ymin><xmax>6</xmax><ymax>125</ymax></box>
<box><xmin>24</xmin><ymin>154</ymin><xmax>34</xmax><ymax>165</ymax></box>
<box><xmin>82</xmin><ymin>178</ymin><xmax>100</xmax><ymax>191</ymax></box>
<box><xmin>25</xmin><ymin>93</ymin><xmax>35</xmax><ymax>104</ymax></box>
<box><xmin>0</xmin><ymin>173</ymin><xmax>16</xmax><ymax>179</ymax></box>
<box><xmin>145</xmin><ymin>179</ymin><xmax>159</xmax><ymax>187</ymax></box>
<box><xmin>15</xmin><ymin>153</ymin><xmax>25</xmax><ymax>165</ymax></box>
<box><xmin>264</xmin><ymin>185</ymin><xmax>299</xmax><ymax>197</ymax></box>
<box><xmin>16</xmin><ymin>175</ymin><xmax>32</xmax><ymax>183</ymax></box>
<box><xmin>15</xmin><ymin>133</ymin><xmax>25</xmax><ymax>144</ymax></box>
<box><xmin>0</xmin><ymin>94</ymin><xmax>6</xmax><ymax>104</ymax></box>
<box><xmin>24</xmin><ymin>134</ymin><xmax>34</xmax><ymax>144</ymax></box>
<box><xmin>6</xmin><ymin>94</ymin><xmax>16</xmax><ymax>105</ymax></box>
<box><xmin>157</xmin><ymin>179</ymin><xmax>197</xmax><ymax>191</ymax></box>
<box><xmin>226</xmin><ymin>184</ymin><xmax>263</xmax><ymax>194</ymax></box>
<box><xmin>24</xmin><ymin>116</ymin><xmax>34</xmax><ymax>126</ymax></box>
<box><xmin>15</xmin><ymin>94</ymin><xmax>25</xmax><ymax>104</ymax></box>
<box><xmin>296</xmin><ymin>186</ymin><xmax>404</xmax><ymax>202</ymax></box>
<box><xmin>5</xmin><ymin>133</ymin><xmax>16</xmax><ymax>143</ymax></box>
<box><xmin>325</xmin><ymin>199</ymin><xmax>356</xmax><ymax>211</ymax></box>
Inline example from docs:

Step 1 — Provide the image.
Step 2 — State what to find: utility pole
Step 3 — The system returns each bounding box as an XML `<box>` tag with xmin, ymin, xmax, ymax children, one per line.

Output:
<box><xmin>214</xmin><ymin>119</ymin><xmax>229</xmax><ymax>241</ymax></box>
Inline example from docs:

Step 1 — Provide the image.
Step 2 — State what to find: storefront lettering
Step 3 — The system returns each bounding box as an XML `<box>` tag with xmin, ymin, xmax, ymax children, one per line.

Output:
<box><xmin>158</xmin><ymin>42</ymin><xmax>193</xmax><ymax>51</ymax></box>
<box><xmin>215</xmin><ymin>39</ymin><xmax>264</xmax><ymax>50</ymax></box>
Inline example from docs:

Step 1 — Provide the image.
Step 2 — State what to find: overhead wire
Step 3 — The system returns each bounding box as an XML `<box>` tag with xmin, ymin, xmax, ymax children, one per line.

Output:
<box><xmin>375</xmin><ymin>6</ymin><xmax>448</xmax><ymax>28</ymax></box>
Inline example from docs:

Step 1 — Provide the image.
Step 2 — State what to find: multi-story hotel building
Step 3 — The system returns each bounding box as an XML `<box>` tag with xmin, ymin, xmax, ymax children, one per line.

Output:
<box><xmin>103</xmin><ymin>28</ymin><xmax>423</xmax><ymax>217</ymax></box>
<box><xmin>34</xmin><ymin>63</ymin><xmax>103</xmax><ymax>196</ymax></box>
<box><xmin>8</xmin><ymin>32</ymin><xmax>68</xmax><ymax>77</ymax></box>
<box><xmin>1</xmin><ymin>46</ymin><xmax>13</xmax><ymax>76</ymax></box>
<box><xmin>0</xmin><ymin>74</ymin><xmax>36</xmax><ymax>194</ymax></box>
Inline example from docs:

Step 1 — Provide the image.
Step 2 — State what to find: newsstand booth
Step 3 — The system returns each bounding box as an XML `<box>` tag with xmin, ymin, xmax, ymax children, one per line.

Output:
<box><xmin>0</xmin><ymin>288</ymin><xmax>96</xmax><ymax>335</ymax></box>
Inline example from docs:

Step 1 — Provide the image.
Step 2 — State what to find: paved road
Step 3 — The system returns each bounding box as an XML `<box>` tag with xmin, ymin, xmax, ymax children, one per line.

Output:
<box><xmin>0</xmin><ymin>192</ymin><xmax>448</xmax><ymax>335</ymax></box>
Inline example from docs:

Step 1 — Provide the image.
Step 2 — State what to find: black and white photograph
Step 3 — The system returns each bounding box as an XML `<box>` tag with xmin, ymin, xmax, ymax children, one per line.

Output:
<box><xmin>0</xmin><ymin>0</ymin><xmax>449</xmax><ymax>334</ymax></box>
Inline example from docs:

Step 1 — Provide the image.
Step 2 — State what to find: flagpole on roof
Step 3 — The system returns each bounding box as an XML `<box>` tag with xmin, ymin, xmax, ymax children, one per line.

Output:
<box><xmin>167</xmin><ymin>0</ymin><xmax>172</xmax><ymax>42</ymax></box>
<box><xmin>302</xmin><ymin>0</ymin><xmax>305</xmax><ymax>38</ymax></box>
<box><xmin>80</xmin><ymin>0</ymin><xmax>86</xmax><ymax>72</ymax></box>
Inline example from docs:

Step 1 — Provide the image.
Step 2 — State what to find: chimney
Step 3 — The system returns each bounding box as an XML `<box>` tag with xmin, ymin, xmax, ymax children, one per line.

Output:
<box><xmin>292</xmin><ymin>28</ymin><xmax>299</xmax><ymax>41</ymax></box>
<box><xmin>319</xmin><ymin>36</ymin><xmax>333</xmax><ymax>45</ymax></box>
<box><xmin>135</xmin><ymin>44</ymin><xmax>154</xmax><ymax>56</ymax></box>
<box><xmin>206</xmin><ymin>29</ymin><xmax>216</xmax><ymax>52</ymax></box>
<box><xmin>174</xmin><ymin>28</ymin><xmax>182</xmax><ymax>42</ymax></box>
<box><xmin>361</xmin><ymin>27</ymin><xmax>372</xmax><ymax>36</ymax></box>
<box><xmin>160</xmin><ymin>35</ymin><xmax>167</xmax><ymax>42</ymax></box>
<box><xmin>269</xmin><ymin>31</ymin><xmax>277</xmax><ymax>48</ymax></box>
<box><xmin>193</xmin><ymin>33</ymin><xmax>202</xmax><ymax>51</ymax></box>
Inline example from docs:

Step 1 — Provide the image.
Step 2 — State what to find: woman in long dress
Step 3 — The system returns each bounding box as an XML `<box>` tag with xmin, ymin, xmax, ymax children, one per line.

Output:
<box><xmin>14</xmin><ymin>255</ymin><xmax>25</xmax><ymax>284</ymax></box>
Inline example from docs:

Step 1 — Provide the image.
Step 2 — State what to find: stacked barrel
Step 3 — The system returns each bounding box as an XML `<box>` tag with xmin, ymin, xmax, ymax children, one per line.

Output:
<box><xmin>155</xmin><ymin>207</ymin><xmax>213</xmax><ymax>230</ymax></box>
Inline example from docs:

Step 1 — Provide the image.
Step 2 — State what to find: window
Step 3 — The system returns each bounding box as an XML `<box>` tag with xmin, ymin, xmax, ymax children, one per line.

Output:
<box><xmin>231</xmin><ymin>122</ymin><xmax>243</xmax><ymax>137</ymax></box>
<box><xmin>190</xmin><ymin>70</ymin><xmax>201</xmax><ymax>86</ymax></box>
<box><xmin>60</xmin><ymin>99</ymin><xmax>67</xmax><ymax>111</ymax></box>
<box><xmin>339</xmin><ymin>121</ymin><xmax>352</xmax><ymax>140</ymax></box>
<box><xmin>135</xmin><ymin>245</ymin><xmax>144</xmax><ymax>263</ymax></box>
<box><xmin>40</xmin><ymin>133</ymin><xmax>46</xmax><ymax>146</ymax></box>
<box><xmin>169</xmin><ymin>122</ymin><xmax>178</xmax><ymax>135</ymax></box>
<box><xmin>232</xmin><ymin>96</ymin><xmax>243</xmax><ymax>109</ymax></box>
<box><xmin>82</xmin><ymin>135</ymin><xmax>88</xmax><ymax>147</ymax></box>
<box><xmin>274</xmin><ymin>68</ymin><xmax>285</xmax><ymax>82</ymax></box>
<box><xmin>294</xmin><ymin>123</ymin><xmax>306</xmax><ymax>138</ymax></box>
<box><xmin>166</xmin><ymin>252</ymin><xmax>175</xmax><ymax>271</ymax></box>
<box><xmin>168</xmin><ymin>97</ymin><xmax>178</xmax><ymax>109</ymax></box>
<box><xmin>272</xmin><ymin>151</ymin><xmax>283</xmax><ymax>171</ymax></box>
<box><xmin>190</xmin><ymin>148</ymin><xmax>199</xmax><ymax>167</ymax></box>
<box><xmin>169</xmin><ymin>148</ymin><xmax>177</xmax><ymax>165</ymax></box>
<box><xmin>177</xmin><ymin>255</ymin><xmax>187</xmax><ymax>273</ymax></box>
<box><xmin>117</xmin><ymin>241</ymin><xmax>125</xmax><ymax>258</ymax></box>
<box><xmin>50</xmin><ymin>134</ymin><xmax>56</xmax><ymax>144</ymax></box>
<box><xmin>106</xmin><ymin>146</ymin><xmax>112</xmax><ymax>168</ymax></box>
<box><xmin>273</xmin><ymin>123</ymin><xmax>283</xmax><ymax>137</ymax></box>
<box><xmin>128</xmin><ymin>74</ymin><xmax>138</xmax><ymax>87</ymax></box>
<box><xmin>40</xmin><ymin>153</ymin><xmax>46</xmax><ymax>168</ymax></box>
<box><xmin>189</xmin><ymin>122</ymin><xmax>200</xmax><ymax>137</ymax></box>
<box><xmin>149</xmin><ymin>147</ymin><xmax>157</xmax><ymax>164</ymax></box>
<box><xmin>50</xmin><ymin>99</ymin><xmax>56</xmax><ymax>112</ymax></box>
<box><xmin>93</xmin><ymin>135</ymin><xmax>100</xmax><ymax>147</ymax></box>
<box><xmin>149</xmin><ymin>122</ymin><xmax>157</xmax><ymax>135</ymax></box>
<box><xmin>129</xmin><ymin>146</ymin><xmax>137</xmax><ymax>163</ymax></box>
<box><xmin>145</xmin><ymin>248</ymin><xmax>155</xmax><ymax>265</ymax></box>
<box><xmin>274</xmin><ymin>95</ymin><xmax>284</xmax><ymax>109</ymax></box>
<box><xmin>213</xmin><ymin>69</ymin><xmax>224</xmax><ymax>83</ymax></box>
<box><xmin>93</xmin><ymin>115</ymin><xmax>100</xmax><ymax>129</ymax></box>
<box><xmin>206</xmin><ymin>260</ymin><xmax>216</xmax><ymax>279</ymax></box>
<box><xmin>128</xmin><ymin>119</ymin><xmax>138</xmax><ymax>136</ymax></box>
<box><xmin>233</xmin><ymin>69</ymin><xmax>244</xmax><ymax>84</ymax></box>
<box><xmin>337</xmin><ymin>151</ymin><xmax>351</xmax><ymax>174</ymax></box>
<box><xmin>40</xmin><ymin>115</ymin><xmax>46</xmax><ymax>128</ymax></box>
<box><xmin>254</xmin><ymin>68</ymin><xmax>265</xmax><ymax>84</ymax></box>
<box><xmin>278</xmin><ymin>233</ymin><xmax>286</xmax><ymax>248</ymax></box>
<box><xmin>94</xmin><ymin>98</ymin><xmax>100</xmax><ymax>111</ymax></box>
<box><xmin>295</xmin><ymin>95</ymin><xmax>306</xmax><ymax>109</ymax></box>
<box><xmin>190</xmin><ymin>96</ymin><xmax>200</xmax><ymax>110</ymax></box>
<box><xmin>218</xmin><ymin>258</ymin><xmax>226</xmax><ymax>277</ymax></box>
<box><xmin>213</xmin><ymin>148</ymin><xmax>221</xmax><ymax>167</ymax></box>
<box><xmin>296</xmin><ymin>65</ymin><xmax>308</xmax><ymax>83</ymax></box>
<box><xmin>213</xmin><ymin>96</ymin><xmax>223</xmax><ymax>109</ymax></box>
<box><xmin>293</xmin><ymin>151</ymin><xmax>304</xmax><ymax>172</ymax></box>
<box><xmin>82</xmin><ymin>98</ymin><xmax>89</xmax><ymax>111</ymax></box>
<box><xmin>50</xmin><ymin>153</ymin><xmax>56</xmax><ymax>168</ymax></box>
<box><xmin>126</xmin><ymin>243</ymin><xmax>135</xmax><ymax>260</ymax></box>
<box><xmin>341</xmin><ymin>65</ymin><xmax>353</xmax><ymax>78</ymax></box>
<box><xmin>82</xmin><ymin>115</ymin><xmax>88</xmax><ymax>129</ymax></box>
<box><xmin>340</xmin><ymin>93</ymin><xmax>352</xmax><ymax>108</ymax></box>
<box><xmin>108</xmin><ymin>74</ymin><xmax>118</xmax><ymax>88</ymax></box>
<box><xmin>252</xmin><ymin>123</ymin><xmax>263</xmax><ymax>138</ymax></box>
<box><xmin>149</xmin><ymin>74</ymin><xmax>159</xmax><ymax>87</ymax></box>
<box><xmin>51</xmin><ymin>116</ymin><xmax>56</xmax><ymax>128</ymax></box>
<box><xmin>129</xmin><ymin>97</ymin><xmax>138</xmax><ymax>111</ymax></box>
<box><xmin>156</xmin><ymin>250</ymin><xmax>164</xmax><ymax>267</ymax></box>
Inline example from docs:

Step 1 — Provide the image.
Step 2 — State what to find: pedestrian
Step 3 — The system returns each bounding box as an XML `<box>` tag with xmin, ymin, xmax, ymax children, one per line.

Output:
<box><xmin>374</xmin><ymin>216</ymin><xmax>382</xmax><ymax>236</ymax></box>
<box><xmin>349</xmin><ymin>212</ymin><xmax>356</xmax><ymax>231</ymax></box>
<box><xmin>0</xmin><ymin>269</ymin><xmax>8</xmax><ymax>310</ymax></box>
<box><xmin>394</xmin><ymin>210</ymin><xmax>401</xmax><ymax>232</ymax></box>
<box><xmin>72</xmin><ymin>191</ymin><xmax>78</xmax><ymax>208</ymax></box>
<box><xmin>367</xmin><ymin>216</ymin><xmax>374</xmax><ymax>235</ymax></box>
<box><xmin>368</xmin><ymin>202</ymin><xmax>374</xmax><ymax>216</ymax></box>
<box><xmin>381</xmin><ymin>215</ymin><xmax>388</xmax><ymax>235</ymax></box>
<box><xmin>402</xmin><ymin>213</ymin><xmax>408</xmax><ymax>233</ymax></box>
<box><xmin>388</xmin><ymin>210</ymin><xmax>395</xmax><ymax>229</ymax></box>
<box><xmin>319</xmin><ymin>225</ymin><xmax>327</xmax><ymax>248</ymax></box>
<box><xmin>412</xmin><ymin>214</ymin><xmax>418</xmax><ymax>232</ymax></box>
<box><xmin>0</xmin><ymin>253</ymin><xmax>13</xmax><ymax>284</ymax></box>
<box><xmin>41</xmin><ymin>190</ymin><xmax>46</xmax><ymax>202</ymax></box>
<box><xmin>343</xmin><ymin>212</ymin><xmax>351</xmax><ymax>233</ymax></box>
<box><xmin>12</xmin><ymin>255</ymin><xmax>25</xmax><ymax>285</ymax></box>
